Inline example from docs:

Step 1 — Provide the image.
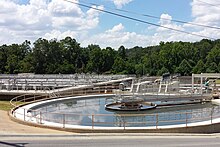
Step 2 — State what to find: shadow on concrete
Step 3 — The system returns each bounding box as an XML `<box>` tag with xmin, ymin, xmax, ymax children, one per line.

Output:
<box><xmin>0</xmin><ymin>141</ymin><xmax>28</xmax><ymax>147</ymax></box>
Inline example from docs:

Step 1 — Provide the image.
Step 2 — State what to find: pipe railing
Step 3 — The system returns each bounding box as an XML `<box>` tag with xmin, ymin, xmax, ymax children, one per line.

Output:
<box><xmin>10</xmin><ymin>91</ymin><xmax>219</xmax><ymax>130</ymax></box>
<box><xmin>12</xmin><ymin>107</ymin><xmax>218</xmax><ymax>129</ymax></box>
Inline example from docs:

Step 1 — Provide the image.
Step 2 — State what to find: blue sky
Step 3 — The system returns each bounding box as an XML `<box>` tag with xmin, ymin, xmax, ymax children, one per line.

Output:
<box><xmin>0</xmin><ymin>0</ymin><xmax>220</xmax><ymax>48</ymax></box>
<box><xmin>97</xmin><ymin>0</ymin><xmax>192</xmax><ymax>32</ymax></box>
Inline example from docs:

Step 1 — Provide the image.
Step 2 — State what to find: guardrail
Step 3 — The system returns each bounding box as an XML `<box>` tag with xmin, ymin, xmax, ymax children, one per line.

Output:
<box><xmin>10</xmin><ymin>91</ymin><xmax>219</xmax><ymax>131</ymax></box>
<box><xmin>1</xmin><ymin>74</ymin><xmax>130</xmax><ymax>91</ymax></box>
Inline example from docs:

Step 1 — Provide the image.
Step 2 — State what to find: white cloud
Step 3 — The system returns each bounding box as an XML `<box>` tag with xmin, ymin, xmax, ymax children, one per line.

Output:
<box><xmin>81</xmin><ymin>23</ymin><xmax>151</xmax><ymax>49</ymax></box>
<box><xmin>87</xmin><ymin>5</ymin><xmax>104</xmax><ymax>17</ymax></box>
<box><xmin>112</xmin><ymin>0</ymin><xmax>133</xmax><ymax>9</ymax></box>
<box><xmin>1</xmin><ymin>0</ymin><xmax>220</xmax><ymax>49</ymax></box>
<box><xmin>157</xmin><ymin>14</ymin><xmax>184</xmax><ymax>32</ymax></box>
<box><xmin>48</xmin><ymin>0</ymin><xmax>103</xmax><ymax>30</ymax></box>
<box><xmin>191</xmin><ymin>0</ymin><xmax>220</xmax><ymax>29</ymax></box>
<box><xmin>0</xmin><ymin>0</ymin><xmax>102</xmax><ymax>45</ymax></box>
<box><xmin>44</xmin><ymin>30</ymin><xmax>78</xmax><ymax>40</ymax></box>
<box><xmin>48</xmin><ymin>0</ymin><xmax>82</xmax><ymax>17</ymax></box>
<box><xmin>106</xmin><ymin>23</ymin><xmax>124</xmax><ymax>33</ymax></box>
<box><xmin>160</xmin><ymin>14</ymin><xmax>172</xmax><ymax>25</ymax></box>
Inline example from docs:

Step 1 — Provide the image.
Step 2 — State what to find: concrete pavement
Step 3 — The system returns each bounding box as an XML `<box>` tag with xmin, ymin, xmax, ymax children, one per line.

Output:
<box><xmin>0</xmin><ymin>110</ymin><xmax>73</xmax><ymax>135</ymax></box>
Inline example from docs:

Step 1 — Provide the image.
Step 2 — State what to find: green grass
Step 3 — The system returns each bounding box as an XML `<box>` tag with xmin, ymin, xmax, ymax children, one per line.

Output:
<box><xmin>0</xmin><ymin>101</ymin><xmax>25</xmax><ymax>111</ymax></box>
<box><xmin>0</xmin><ymin>101</ymin><xmax>13</xmax><ymax>111</ymax></box>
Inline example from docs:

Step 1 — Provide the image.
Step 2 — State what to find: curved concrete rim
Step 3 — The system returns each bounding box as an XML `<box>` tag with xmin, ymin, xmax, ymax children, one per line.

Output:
<box><xmin>10</xmin><ymin>94</ymin><xmax>220</xmax><ymax>133</ymax></box>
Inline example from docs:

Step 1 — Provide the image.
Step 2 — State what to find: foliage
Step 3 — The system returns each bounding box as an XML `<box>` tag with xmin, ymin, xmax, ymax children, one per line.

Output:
<box><xmin>0</xmin><ymin>37</ymin><xmax>220</xmax><ymax>76</ymax></box>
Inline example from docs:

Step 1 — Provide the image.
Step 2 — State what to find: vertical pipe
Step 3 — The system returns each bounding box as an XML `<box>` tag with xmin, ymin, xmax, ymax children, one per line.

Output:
<box><xmin>200</xmin><ymin>76</ymin><xmax>203</xmax><ymax>95</ymax></box>
<box><xmin>192</xmin><ymin>74</ymin><xmax>194</xmax><ymax>92</ymax></box>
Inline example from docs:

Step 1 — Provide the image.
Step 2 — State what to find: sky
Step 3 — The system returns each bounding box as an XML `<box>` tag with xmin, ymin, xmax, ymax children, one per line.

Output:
<box><xmin>1</xmin><ymin>0</ymin><xmax>220</xmax><ymax>49</ymax></box>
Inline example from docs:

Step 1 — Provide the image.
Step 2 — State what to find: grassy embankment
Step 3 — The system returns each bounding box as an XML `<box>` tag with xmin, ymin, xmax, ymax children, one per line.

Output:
<box><xmin>0</xmin><ymin>101</ymin><xmax>24</xmax><ymax>111</ymax></box>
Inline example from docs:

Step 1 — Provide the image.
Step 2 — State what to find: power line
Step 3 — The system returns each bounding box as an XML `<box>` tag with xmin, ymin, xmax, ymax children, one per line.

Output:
<box><xmin>115</xmin><ymin>7</ymin><xmax>220</xmax><ymax>30</ymax></box>
<box><xmin>80</xmin><ymin>0</ymin><xmax>220</xmax><ymax>30</ymax></box>
<box><xmin>196</xmin><ymin>0</ymin><xmax>220</xmax><ymax>9</ymax></box>
<box><xmin>63</xmin><ymin>0</ymin><xmax>216</xmax><ymax>40</ymax></box>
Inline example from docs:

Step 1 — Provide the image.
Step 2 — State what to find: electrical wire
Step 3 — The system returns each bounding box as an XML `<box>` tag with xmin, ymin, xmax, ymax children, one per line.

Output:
<box><xmin>80</xmin><ymin>0</ymin><xmax>220</xmax><ymax>30</ymax></box>
<box><xmin>196</xmin><ymin>0</ymin><xmax>220</xmax><ymax>8</ymax></box>
<box><xmin>63</xmin><ymin>0</ymin><xmax>216</xmax><ymax>40</ymax></box>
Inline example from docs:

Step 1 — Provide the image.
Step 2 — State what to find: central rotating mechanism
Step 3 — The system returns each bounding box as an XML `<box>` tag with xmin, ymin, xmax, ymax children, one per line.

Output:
<box><xmin>105</xmin><ymin>95</ymin><xmax>157</xmax><ymax>111</ymax></box>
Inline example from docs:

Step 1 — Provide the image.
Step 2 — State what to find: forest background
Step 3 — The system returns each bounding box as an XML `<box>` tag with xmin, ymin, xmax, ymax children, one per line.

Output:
<box><xmin>0</xmin><ymin>37</ymin><xmax>219</xmax><ymax>76</ymax></box>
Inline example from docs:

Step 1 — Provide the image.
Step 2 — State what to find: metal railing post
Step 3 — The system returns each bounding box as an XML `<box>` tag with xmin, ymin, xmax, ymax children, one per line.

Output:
<box><xmin>156</xmin><ymin>114</ymin><xmax>158</xmax><ymax>129</ymax></box>
<box><xmin>40</xmin><ymin>112</ymin><xmax>42</xmax><ymax>124</ymax></box>
<box><xmin>123</xmin><ymin>115</ymin><xmax>126</xmax><ymax>130</ymax></box>
<box><xmin>24</xmin><ymin>109</ymin><xmax>25</xmax><ymax>121</ymax></box>
<box><xmin>92</xmin><ymin>114</ymin><xmax>94</xmax><ymax>129</ymax></box>
<box><xmin>63</xmin><ymin>114</ymin><xmax>65</xmax><ymax>128</ymax></box>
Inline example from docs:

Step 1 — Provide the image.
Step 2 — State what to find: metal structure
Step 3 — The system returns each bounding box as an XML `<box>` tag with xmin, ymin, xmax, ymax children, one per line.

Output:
<box><xmin>192</xmin><ymin>73</ymin><xmax>220</xmax><ymax>95</ymax></box>
<box><xmin>0</xmin><ymin>74</ymin><xmax>130</xmax><ymax>91</ymax></box>
<box><xmin>105</xmin><ymin>95</ymin><xmax>157</xmax><ymax>111</ymax></box>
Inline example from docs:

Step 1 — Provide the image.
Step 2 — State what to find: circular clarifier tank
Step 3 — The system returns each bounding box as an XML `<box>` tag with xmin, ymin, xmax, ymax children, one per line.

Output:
<box><xmin>24</xmin><ymin>95</ymin><xmax>220</xmax><ymax>128</ymax></box>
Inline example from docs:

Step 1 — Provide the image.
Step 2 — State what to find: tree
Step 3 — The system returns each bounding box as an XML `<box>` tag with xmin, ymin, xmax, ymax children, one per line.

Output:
<box><xmin>1</xmin><ymin>38</ymin><xmax>220</xmax><ymax>75</ymax></box>
<box><xmin>101</xmin><ymin>47</ymin><xmax>116</xmax><ymax>73</ymax></box>
<box><xmin>32</xmin><ymin>38</ymin><xmax>49</xmax><ymax>74</ymax></box>
<box><xmin>19</xmin><ymin>53</ymin><xmax>34</xmax><ymax>73</ymax></box>
<box><xmin>206</xmin><ymin>44</ymin><xmax>220</xmax><ymax>65</ymax></box>
<box><xmin>192</xmin><ymin>60</ymin><xmax>205</xmax><ymax>74</ymax></box>
<box><xmin>118</xmin><ymin>45</ymin><xmax>127</xmax><ymax>60</ymax></box>
<box><xmin>86</xmin><ymin>45</ymin><xmax>103</xmax><ymax>74</ymax></box>
<box><xmin>135</xmin><ymin>64</ymin><xmax>144</xmax><ymax>75</ymax></box>
<box><xmin>5</xmin><ymin>54</ymin><xmax>18</xmax><ymax>73</ymax></box>
<box><xmin>175</xmin><ymin>59</ymin><xmax>192</xmax><ymax>76</ymax></box>
<box><xmin>60</xmin><ymin>37</ymin><xmax>82</xmax><ymax>73</ymax></box>
<box><xmin>218</xmin><ymin>63</ymin><xmax>220</xmax><ymax>73</ymax></box>
<box><xmin>5</xmin><ymin>43</ymin><xmax>29</xmax><ymax>74</ymax></box>
<box><xmin>157</xmin><ymin>67</ymin><xmax>169</xmax><ymax>76</ymax></box>
<box><xmin>112</xmin><ymin>57</ymin><xmax>126</xmax><ymax>74</ymax></box>
<box><xmin>0</xmin><ymin>45</ymin><xmax>7</xmax><ymax>73</ymax></box>
<box><xmin>206</xmin><ymin>62</ymin><xmax>218</xmax><ymax>73</ymax></box>
<box><xmin>18</xmin><ymin>40</ymin><xmax>33</xmax><ymax>73</ymax></box>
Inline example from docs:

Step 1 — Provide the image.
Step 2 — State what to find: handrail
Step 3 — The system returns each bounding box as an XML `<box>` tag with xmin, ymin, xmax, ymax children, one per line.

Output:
<box><xmin>10</xmin><ymin>90</ymin><xmax>219</xmax><ymax>131</ymax></box>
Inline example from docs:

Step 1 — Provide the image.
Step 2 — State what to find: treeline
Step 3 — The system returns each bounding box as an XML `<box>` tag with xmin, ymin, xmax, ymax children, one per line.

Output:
<box><xmin>0</xmin><ymin>37</ymin><xmax>220</xmax><ymax>76</ymax></box>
